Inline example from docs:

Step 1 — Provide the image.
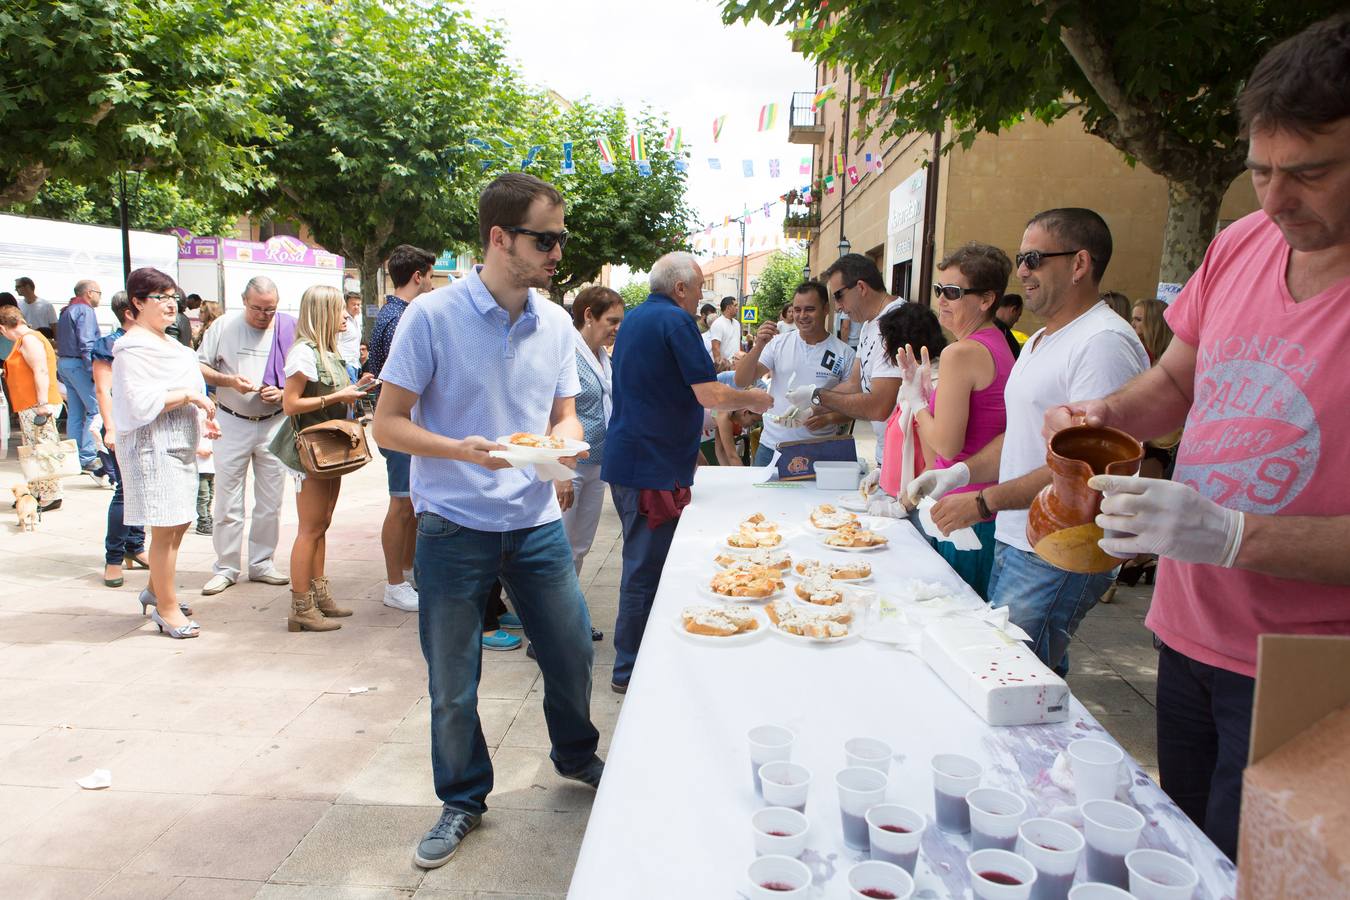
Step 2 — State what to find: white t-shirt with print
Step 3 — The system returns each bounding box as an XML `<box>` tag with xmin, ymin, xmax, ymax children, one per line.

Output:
<box><xmin>758</xmin><ymin>331</ymin><xmax>855</xmax><ymax>450</ymax></box>
<box><xmin>707</xmin><ymin>315</ymin><xmax>741</xmax><ymax>363</ymax></box>
<box><xmin>197</xmin><ymin>311</ymin><xmax>277</xmax><ymax>417</ymax></box>
<box><xmin>856</xmin><ymin>298</ymin><xmax>906</xmax><ymax>460</ymax></box>
<box><xmin>338</xmin><ymin>311</ymin><xmax>362</xmax><ymax>367</ymax></box>
<box><xmin>995</xmin><ymin>301</ymin><xmax>1150</xmax><ymax>552</ymax></box>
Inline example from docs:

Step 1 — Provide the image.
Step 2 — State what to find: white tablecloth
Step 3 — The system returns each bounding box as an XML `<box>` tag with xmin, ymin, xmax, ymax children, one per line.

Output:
<box><xmin>568</xmin><ymin>468</ymin><xmax>1237</xmax><ymax>899</ymax></box>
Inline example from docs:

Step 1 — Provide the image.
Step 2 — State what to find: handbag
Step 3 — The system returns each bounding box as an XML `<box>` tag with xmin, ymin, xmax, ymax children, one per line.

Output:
<box><xmin>18</xmin><ymin>438</ymin><xmax>82</xmax><ymax>481</ymax></box>
<box><xmin>293</xmin><ymin>418</ymin><xmax>370</xmax><ymax>479</ymax></box>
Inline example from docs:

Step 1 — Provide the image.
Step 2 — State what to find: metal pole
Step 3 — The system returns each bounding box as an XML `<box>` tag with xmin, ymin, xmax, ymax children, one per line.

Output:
<box><xmin>118</xmin><ymin>171</ymin><xmax>131</xmax><ymax>280</ymax></box>
<box><xmin>738</xmin><ymin>216</ymin><xmax>747</xmax><ymax>301</ymax></box>
<box><xmin>838</xmin><ymin>68</ymin><xmax>852</xmax><ymax>253</ymax></box>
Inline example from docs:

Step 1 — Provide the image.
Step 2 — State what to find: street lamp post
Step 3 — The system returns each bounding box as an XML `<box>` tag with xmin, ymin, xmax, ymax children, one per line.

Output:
<box><xmin>838</xmin><ymin>237</ymin><xmax>851</xmax><ymax>258</ymax></box>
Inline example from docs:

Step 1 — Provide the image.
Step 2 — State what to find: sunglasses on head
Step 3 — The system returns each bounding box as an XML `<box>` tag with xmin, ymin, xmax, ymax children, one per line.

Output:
<box><xmin>1015</xmin><ymin>249</ymin><xmax>1081</xmax><ymax>271</ymax></box>
<box><xmin>504</xmin><ymin>226</ymin><xmax>569</xmax><ymax>252</ymax></box>
<box><xmin>933</xmin><ymin>283</ymin><xmax>993</xmax><ymax>301</ymax></box>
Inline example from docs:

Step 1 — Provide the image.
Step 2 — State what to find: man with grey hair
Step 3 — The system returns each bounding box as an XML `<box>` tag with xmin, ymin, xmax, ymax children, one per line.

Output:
<box><xmin>197</xmin><ymin>276</ymin><xmax>295</xmax><ymax>594</ymax></box>
<box><xmin>55</xmin><ymin>278</ymin><xmax>104</xmax><ymax>475</ymax></box>
<box><xmin>602</xmin><ymin>251</ymin><xmax>772</xmax><ymax>693</ymax></box>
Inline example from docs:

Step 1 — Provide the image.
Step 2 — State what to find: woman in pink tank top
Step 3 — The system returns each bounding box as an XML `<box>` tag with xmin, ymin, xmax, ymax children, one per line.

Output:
<box><xmin>907</xmin><ymin>243</ymin><xmax>1017</xmax><ymax>600</ymax></box>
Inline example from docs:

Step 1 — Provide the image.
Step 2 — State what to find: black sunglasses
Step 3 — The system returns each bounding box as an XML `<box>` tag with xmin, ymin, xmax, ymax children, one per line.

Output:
<box><xmin>1015</xmin><ymin>249</ymin><xmax>1081</xmax><ymax>271</ymax></box>
<box><xmin>933</xmin><ymin>283</ymin><xmax>993</xmax><ymax>301</ymax></box>
<box><xmin>504</xmin><ymin>226</ymin><xmax>569</xmax><ymax>252</ymax></box>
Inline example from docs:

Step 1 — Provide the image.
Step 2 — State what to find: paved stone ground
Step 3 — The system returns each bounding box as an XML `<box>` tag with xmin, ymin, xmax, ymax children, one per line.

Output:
<box><xmin>0</xmin><ymin>443</ymin><xmax>1158</xmax><ymax>899</ymax></box>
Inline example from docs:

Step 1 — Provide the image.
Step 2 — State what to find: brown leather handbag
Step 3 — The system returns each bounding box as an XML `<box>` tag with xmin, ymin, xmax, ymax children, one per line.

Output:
<box><xmin>294</xmin><ymin>419</ymin><xmax>371</xmax><ymax>479</ymax></box>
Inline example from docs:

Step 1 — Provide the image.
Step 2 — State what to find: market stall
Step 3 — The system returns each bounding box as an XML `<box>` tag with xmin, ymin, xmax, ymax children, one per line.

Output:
<box><xmin>567</xmin><ymin>467</ymin><xmax>1236</xmax><ymax>899</ymax></box>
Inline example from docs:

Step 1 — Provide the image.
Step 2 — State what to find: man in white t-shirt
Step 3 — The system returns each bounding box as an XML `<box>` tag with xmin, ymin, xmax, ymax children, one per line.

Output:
<box><xmin>338</xmin><ymin>290</ymin><xmax>363</xmax><ymax>381</ymax></box>
<box><xmin>910</xmin><ymin>208</ymin><xmax>1149</xmax><ymax>676</ymax></box>
<box><xmin>788</xmin><ymin>255</ymin><xmax>902</xmax><ymax>463</ymax></box>
<box><xmin>14</xmin><ymin>276</ymin><xmax>57</xmax><ymax>338</ymax></box>
<box><xmin>736</xmin><ymin>281</ymin><xmax>854</xmax><ymax>465</ymax></box>
<box><xmin>706</xmin><ymin>296</ymin><xmax>742</xmax><ymax>370</ymax></box>
<box><xmin>197</xmin><ymin>276</ymin><xmax>296</xmax><ymax>595</ymax></box>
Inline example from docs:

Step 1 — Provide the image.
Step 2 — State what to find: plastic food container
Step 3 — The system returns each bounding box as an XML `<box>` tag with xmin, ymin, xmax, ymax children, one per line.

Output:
<box><xmin>814</xmin><ymin>460</ymin><xmax>862</xmax><ymax>490</ymax></box>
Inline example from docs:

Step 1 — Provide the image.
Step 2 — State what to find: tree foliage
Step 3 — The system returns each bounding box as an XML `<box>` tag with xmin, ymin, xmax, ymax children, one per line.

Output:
<box><xmin>0</xmin><ymin>0</ymin><xmax>279</xmax><ymax>207</ymax></box>
<box><xmin>618</xmin><ymin>279</ymin><xmax>650</xmax><ymax>309</ymax></box>
<box><xmin>721</xmin><ymin>0</ymin><xmax>1342</xmax><ymax>281</ymax></box>
<box><xmin>750</xmin><ymin>249</ymin><xmax>807</xmax><ymax>320</ymax></box>
<box><xmin>13</xmin><ymin>174</ymin><xmax>241</xmax><ymax>236</ymax></box>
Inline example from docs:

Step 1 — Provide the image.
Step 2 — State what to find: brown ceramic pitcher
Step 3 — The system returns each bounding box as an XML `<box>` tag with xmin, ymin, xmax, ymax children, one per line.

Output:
<box><xmin>1027</xmin><ymin>425</ymin><xmax>1144</xmax><ymax>574</ymax></box>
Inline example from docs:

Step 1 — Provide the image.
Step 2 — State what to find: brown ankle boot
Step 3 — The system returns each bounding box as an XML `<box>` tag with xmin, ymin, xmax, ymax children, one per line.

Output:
<box><xmin>311</xmin><ymin>576</ymin><xmax>352</xmax><ymax>617</ymax></box>
<box><xmin>288</xmin><ymin>590</ymin><xmax>341</xmax><ymax>632</ymax></box>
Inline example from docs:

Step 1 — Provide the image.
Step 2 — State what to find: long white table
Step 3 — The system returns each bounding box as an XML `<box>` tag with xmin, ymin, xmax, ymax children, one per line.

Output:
<box><xmin>568</xmin><ymin>468</ymin><xmax>1237</xmax><ymax>899</ymax></box>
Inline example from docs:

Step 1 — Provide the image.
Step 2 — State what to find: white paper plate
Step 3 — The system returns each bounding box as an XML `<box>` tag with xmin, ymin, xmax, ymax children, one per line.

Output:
<box><xmin>768</xmin><ymin>620</ymin><xmax>859</xmax><ymax>645</ymax></box>
<box><xmin>673</xmin><ymin>615</ymin><xmax>767</xmax><ymax>645</ymax></box>
<box><xmin>836</xmin><ymin>493</ymin><xmax>869</xmax><ymax>513</ymax></box>
<box><xmin>494</xmin><ymin>435</ymin><xmax>590</xmax><ymax>460</ymax></box>
<box><xmin>792</xmin><ymin>560</ymin><xmax>873</xmax><ymax>583</ymax></box>
<box><xmin>701</xmin><ymin>583</ymin><xmax>785</xmax><ymax>604</ymax></box>
<box><xmin>815</xmin><ymin>536</ymin><xmax>889</xmax><ymax>553</ymax></box>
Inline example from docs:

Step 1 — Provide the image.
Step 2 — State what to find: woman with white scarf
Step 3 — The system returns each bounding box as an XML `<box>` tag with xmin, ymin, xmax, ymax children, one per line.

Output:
<box><xmin>556</xmin><ymin>286</ymin><xmax>624</xmax><ymax>575</ymax></box>
<box><xmin>112</xmin><ymin>268</ymin><xmax>219</xmax><ymax>639</ymax></box>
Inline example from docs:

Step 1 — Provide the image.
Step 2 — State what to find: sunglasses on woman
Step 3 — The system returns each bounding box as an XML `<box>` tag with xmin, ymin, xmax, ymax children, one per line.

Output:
<box><xmin>504</xmin><ymin>226</ymin><xmax>569</xmax><ymax>252</ymax></box>
<box><xmin>933</xmin><ymin>283</ymin><xmax>994</xmax><ymax>301</ymax></box>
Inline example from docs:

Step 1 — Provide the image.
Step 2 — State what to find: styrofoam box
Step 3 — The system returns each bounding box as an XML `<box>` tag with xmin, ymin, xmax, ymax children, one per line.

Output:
<box><xmin>814</xmin><ymin>460</ymin><xmax>862</xmax><ymax>490</ymax></box>
<box><xmin>920</xmin><ymin>619</ymin><xmax>1071</xmax><ymax>726</ymax></box>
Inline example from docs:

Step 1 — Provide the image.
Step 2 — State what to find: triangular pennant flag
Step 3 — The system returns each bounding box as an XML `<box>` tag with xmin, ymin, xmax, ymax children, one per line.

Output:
<box><xmin>713</xmin><ymin>115</ymin><xmax>727</xmax><ymax>142</ymax></box>
<box><xmin>757</xmin><ymin>103</ymin><xmax>779</xmax><ymax>132</ymax></box>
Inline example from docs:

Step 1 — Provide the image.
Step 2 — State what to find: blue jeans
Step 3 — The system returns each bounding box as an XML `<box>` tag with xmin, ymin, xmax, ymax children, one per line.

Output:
<box><xmin>988</xmin><ymin>540</ymin><xmax>1114</xmax><ymax>677</ymax></box>
<box><xmin>102</xmin><ymin>449</ymin><xmax>145</xmax><ymax>565</ymax></box>
<box><xmin>753</xmin><ymin>443</ymin><xmax>776</xmax><ymax>467</ymax></box>
<box><xmin>56</xmin><ymin>357</ymin><xmax>98</xmax><ymax>467</ymax></box>
<box><xmin>1156</xmin><ymin>642</ymin><xmax>1254</xmax><ymax>861</ymax></box>
<box><xmin>416</xmin><ymin>513</ymin><xmax>598</xmax><ymax>815</ymax></box>
<box><xmin>611</xmin><ymin>483</ymin><xmax>679</xmax><ymax>686</ymax></box>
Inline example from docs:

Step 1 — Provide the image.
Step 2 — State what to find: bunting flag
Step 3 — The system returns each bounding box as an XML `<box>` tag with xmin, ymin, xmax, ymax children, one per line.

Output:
<box><xmin>596</xmin><ymin>136</ymin><xmax>616</xmax><ymax>165</ymax></box>
<box><xmin>757</xmin><ymin>103</ymin><xmax>779</xmax><ymax>131</ymax></box>
<box><xmin>763</xmin><ymin>203</ymin><xmax>772</xmax><ymax>218</ymax></box>
<box><xmin>847</xmin><ymin>165</ymin><xmax>861</xmax><ymax>186</ymax></box>
<box><xmin>801</xmin><ymin>187</ymin><xmax>813</xmax><ymax>204</ymax></box>
<box><xmin>825</xmin><ymin>174</ymin><xmax>836</xmax><ymax>194</ymax></box>
<box><xmin>712</xmin><ymin>115</ymin><xmax>727</xmax><ymax>142</ymax></box>
<box><xmin>521</xmin><ymin>145</ymin><xmax>543</xmax><ymax>169</ymax></box>
<box><xmin>498</xmin><ymin>139</ymin><xmax>514</xmax><ymax>151</ymax></box>
<box><xmin>628</xmin><ymin>133</ymin><xmax>647</xmax><ymax>162</ymax></box>
<box><xmin>864</xmin><ymin>153</ymin><xmax>874</xmax><ymax>173</ymax></box>
<box><xmin>834</xmin><ymin>153</ymin><xmax>845</xmax><ymax>175</ymax></box>
<box><xmin>664</xmin><ymin>126</ymin><xmax>683</xmax><ymax>153</ymax></box>
<box><xmin>813</xmin><ymin>85</ymin><xmax>836</xmax><ymax>109</ymax></box>
<box><xmin>768</xmin><ymin>159</ymin><xmax>781</xmax><ymax>178</ymax></box>
<box><xmin>467</xmin><ymin>137</ymin><xmax>492</xmax><ymax>151</ymax></box>
<box><xmin>873</xmin><ymin>154</ymin><xmax>885</xmax><ymax>175</ymax></box>
<box><xmin>799</xmin><ymin>156</ymin><xmax>811</xmax><ymax>175</ymax></box>
<box><xmin>637</xmin><ymin>161</ymin><xmax>653</xmax><ymax>177</ymax></box>
<box><xmin>882</xmin><ymin>68</ymin><xmax>899</xmax><ymax>95</ymax></box>
<box><xmin>742</xmin><ymin>160</ymin><xmax>754</xmax><ymax>177</ymax></box>
<box><xmin>675</xmin><ymin>159</ymin><xmax>689</xmax><ymax>174</ymax></box>
<box><xmin>708</xmin><ymin>157</ymin><xmax>721</xmax><ymax>170</ymax></box>
<box><xmin>560</xmin><ymin>141</ymin><xmax>575</xmax><ymax>175</ymax></box>
<box><xmin>599</xmin><ymin>161</ymin><xmax>616</xmax><ymax>175</ymax></box>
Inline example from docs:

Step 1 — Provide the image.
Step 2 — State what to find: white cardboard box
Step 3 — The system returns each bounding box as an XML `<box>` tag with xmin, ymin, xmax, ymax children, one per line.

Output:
<box><xmin>920</xmin><ymin>619</ymin><xmax>1070</xmax><ymax>726</ymax></box>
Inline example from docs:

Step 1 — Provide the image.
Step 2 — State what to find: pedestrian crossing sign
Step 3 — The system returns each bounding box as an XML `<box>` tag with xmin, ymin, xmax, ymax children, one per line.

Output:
<box><xmin>741</xmin><ymin>305</ymin><xmax>759</xmax><ymax>324</ymax></box>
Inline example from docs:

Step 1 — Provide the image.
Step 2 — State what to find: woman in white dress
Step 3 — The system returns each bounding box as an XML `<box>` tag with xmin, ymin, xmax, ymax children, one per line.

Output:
<box><xmin>112</xmin><ymin>268</ymin><xmax>220</xmax><ymax>639</ymax></box>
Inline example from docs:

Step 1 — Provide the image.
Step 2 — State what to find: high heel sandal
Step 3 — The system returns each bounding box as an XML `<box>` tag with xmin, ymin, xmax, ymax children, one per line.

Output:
<box><xmin>124</xmin><ymin>553</ymin><xmax>150</xmax><ymax>570</ymax></box>
<box><xmin>138</xmin><ymin>589</ymin><xmax>194</xmax><ymax>618</ymax></box>
<box><xmin>149</xmin><ymin>608</ymin><xmax>200</xmax><ymax>639</ymax></box>
<box><xmin>1117</xmin><ymin>559</ymin><xmax>1158</xmax><ymax>588</ymax></box>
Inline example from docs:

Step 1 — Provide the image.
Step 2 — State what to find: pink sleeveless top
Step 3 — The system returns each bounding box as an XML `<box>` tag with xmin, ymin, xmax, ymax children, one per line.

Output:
<box><xmin>879</xmin><ymin>403</ymin><xmax>926</xmax><ymax>498</ymax></box>
<box><xmin>927</xmin><ymin>327</ymin><xmax>1014</xmax><ymax>495</ymax></box>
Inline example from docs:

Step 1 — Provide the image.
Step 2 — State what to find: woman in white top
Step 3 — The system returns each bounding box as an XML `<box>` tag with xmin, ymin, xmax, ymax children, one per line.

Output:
<box><xmin>269</xmin><ymin>285</ymin><xmax>373</xmax><ymax>632</ymax></box>
<box><xmin>111</xmin><ymin>268</ymin><xmax>219</xmax><ymax>639</ymax></box>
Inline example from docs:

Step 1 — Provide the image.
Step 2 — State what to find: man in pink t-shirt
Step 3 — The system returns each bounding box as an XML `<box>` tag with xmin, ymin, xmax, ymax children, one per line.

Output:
<box><xmin>1046</xmin><ymin>14</ymin><xmax>1350</xmax><ymax>860</ymax></box>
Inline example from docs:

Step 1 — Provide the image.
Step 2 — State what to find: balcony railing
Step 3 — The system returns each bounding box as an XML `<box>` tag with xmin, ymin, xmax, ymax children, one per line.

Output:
<box><xmin>782</xmin><ymin>200</ymin><xmax>820</xmax><ymax>240</ymax></box>
<box><xmin>788</xmin><ymin>91</ymin><xmax>825</xmax><ymax>145</ymax></box>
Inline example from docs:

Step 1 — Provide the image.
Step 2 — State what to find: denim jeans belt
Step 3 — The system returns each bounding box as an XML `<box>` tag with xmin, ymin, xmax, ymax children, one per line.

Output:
<box><xmin>217</xmin><ymin>403</ymin><xmax>282</xmax><ymax>422</ymax></box>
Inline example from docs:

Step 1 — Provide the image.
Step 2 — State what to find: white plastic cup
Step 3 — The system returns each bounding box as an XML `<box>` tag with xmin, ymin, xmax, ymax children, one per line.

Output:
<box><xmin>1069</xmin><ymin>739</ymin><xmax>1125</xmax><ymax>804</ymax></box>
<box><xmin>751</xmin><ymin>806</ymin><xmax>809</xmax><ymax>859</ymax></box>
<box><xmin>845</xmin><ymin>736</ymin><xmax>892</xmax><ymax>773</ymax></box>
<box><xmin>931</xmin><ymin>753</ymin><xmax>982</xmax><ymax>833</ymax></box>
<box><xmin>836</xmin><ymin>766</ymin><xmax>889</xmax><ymax>851</ymax></box>
<box><xmin>747</xmin><ymin>854</ymin><xmax>812</xmax><ymax>898</ymax></box>
<box><xmin>847</xmin><ymin>859</ymin><xmax>915</xmax><ymax>900</ymax></box>
<box><xmin>966</xmin><ymin>787</ymin><xmax>1028</xmax><ymax>853</ymax></box>
<box><xmin>760</xmin><ymin>761</ymin><xmax>812</xmax><ymax>813</ymax></box>
<box><xmin>1017</xmin><ymin>817</ymin><xmax>1086</xmax><ymax>900</ymax></box>
<box><xmin>1081</xmin><ymin>800</ymin><xmax>1146</xmax><ymax>888</ymax></box>
<box><xmin>1126</xmin><ymin>849</ymin><xmax>1199</xmax><ymax>900</ymax></box>
<box><xmin>748</xmin><ymin>725</ymin><xmax>795</xmax><ymax>795</ymax></box>
<box><xmin>1067</xmin><ymin>886</ymin><xmax>1136</xmax><ymax>900</ymax></box>
<box><xmin>967</xmin><ymin>848</ymin><xmax>1038</xmax><ymax>900</ymax></box>
<box><xmin>865</xmin><ymin>804</ymin><xmax>926</xmax><ymax>874</ymax></box>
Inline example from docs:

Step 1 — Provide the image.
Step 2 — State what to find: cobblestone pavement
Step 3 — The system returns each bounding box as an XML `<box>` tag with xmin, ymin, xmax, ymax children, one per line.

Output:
<box><xmin>0</xmin><ymin>447</ymin><xmax>1158</xmax><ymax>899</ymax></box>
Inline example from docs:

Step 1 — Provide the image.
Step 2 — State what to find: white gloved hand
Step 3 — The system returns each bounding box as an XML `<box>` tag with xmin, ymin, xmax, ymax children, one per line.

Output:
<box><xmin>867</xmin><ymin>493</ymin><xmax>906</xmax><ymax>518</ymax></box>
<box><xmin>89</xmin><ymin>414</ymin><xmax>106</xmax><ymax>452</ymax></box>
<box><xmin>896</xmin><ymin>344</ymin><xmax>933</xmax><ymax>414</ymax></box>
<box><xmin>785</xmin><ymin>385</ymin><xmax>815</xmax><ymax>409</ymax></box>
<box><xmin>905</xmin><ymin>462</ymin><xmax>969</xmax><ymax>506</ymax></box>
<box><xmin>859</xmin><ymin>467</ymin><xmax>882</xmax><ymax>498</ymax></box>
<box><xmin>1090</xmin><ymin>475</ymin><xmax>1245</xmax><ymax>567</ymax></box>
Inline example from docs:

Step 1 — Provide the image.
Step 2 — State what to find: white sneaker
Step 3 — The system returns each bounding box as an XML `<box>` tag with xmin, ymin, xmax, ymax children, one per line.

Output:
<box><xmin>383</xmin><ymin>581</ymin><xmax>418</xmax><ymax>612</ymax></box>
<box><xmin>201</xmin><ymin>574</ymin><xmax>235</xmax><ymax>596</ymax></box>
<box><xmin>403</xmin><ymin>568</ymin><xmax>417</xmax><ymax>590</ymax></box>
<box><xmin>249</xmin><ymin>568</ymin><xmax>290</xmax><ymax>586</ymax></box>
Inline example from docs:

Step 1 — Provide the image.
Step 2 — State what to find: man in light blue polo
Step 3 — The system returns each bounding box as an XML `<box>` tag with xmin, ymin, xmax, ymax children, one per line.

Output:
<box><xmin>374</xmin><ymin>173</ymin><xmax>602</xmax><ymax>870</ymax></box>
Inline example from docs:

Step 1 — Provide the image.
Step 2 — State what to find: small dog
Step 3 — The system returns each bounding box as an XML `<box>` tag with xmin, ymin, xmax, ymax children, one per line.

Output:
<box><xmin>13</xmin><ymin>484</ymin><xmax>38</xmax><ymax>532</ymax></box>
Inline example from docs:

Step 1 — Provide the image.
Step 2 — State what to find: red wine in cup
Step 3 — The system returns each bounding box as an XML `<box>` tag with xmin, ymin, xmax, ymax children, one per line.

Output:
<box><xmin>859</xmin><ymin>890</ymin><xmax>898</xmax><ymax>899</ymax></box>
<box><xmin>979</xmin><ymin>871</ymin><xmax>1024</xmax><ymax>885</ymax></box>
<box><xmin>760</xmin><ymin>881</ymin><xmax>796</xmax><ymax>891</ymax></box>
<box><xmin>766</xmin><ymin>830</ymin><xmax>793</xmax><ymax>837</ymax></box>
<box><xmin>879</xmin><ymin>824</ymin><xmax>911</xmax><ymax>833</ymax></box>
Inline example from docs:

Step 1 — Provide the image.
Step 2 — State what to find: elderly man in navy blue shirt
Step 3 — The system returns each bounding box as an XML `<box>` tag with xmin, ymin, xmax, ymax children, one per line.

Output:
<box><xmin>375</xmin><ymin>174</ymin><xmax>603</xmax><ymax>870</ymax></box>
<box><xmin>55</xmin><ymin>278</ymin><xmax>104</xmax><ymax>475</ymax></box>
<box><xmin>603</xmin><ymin>252</ymin><xmax>772</xmax><ymax>694</ymax></box>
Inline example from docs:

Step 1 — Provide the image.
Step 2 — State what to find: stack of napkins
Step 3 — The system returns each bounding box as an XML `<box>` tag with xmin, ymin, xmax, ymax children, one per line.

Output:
<box><xmin>920</xmin><ymin>618</ymin><xmax>1070</xmax><ymax>726</ymax></box>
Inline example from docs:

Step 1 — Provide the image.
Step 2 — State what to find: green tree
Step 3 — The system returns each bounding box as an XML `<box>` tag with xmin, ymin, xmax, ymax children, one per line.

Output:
<box><xmin>722</xmin><ymin>1</ymin><xmax>1341</xmax><ymax>283</ymax></box>
<box><xmin>618</xmin><ymin>279</ymin><xmax>650</xmax><ymax>309</ymax></box>
<box><xmin>251</xmin><ymin>0</ymin><xmax>523</xmax><ymax>312</ymax></box>
<box><xmin>750</xmin><ymin>249</ymin><xmax>807</xmax><ymax>320</ymax></box>
<box><xmin>0</xmin><ymin>0</ymin><xmax>279</xmax><ymax>207</ymax></box>
<box><xmin>508</xmin><ymin>99</ymin><xmax>697</xmax><ymax>302</ymax></box>
<box><xmin>13</xmin><ymin>174</ymin><xmax>241</xmax><ymax>236</ymax></box>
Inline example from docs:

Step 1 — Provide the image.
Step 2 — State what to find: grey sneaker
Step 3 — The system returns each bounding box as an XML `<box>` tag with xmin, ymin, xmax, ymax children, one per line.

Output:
<box><xmin>414</xmin><ymin>808</ymin><xmax>481</xmax><ymax>869</ymax></box>
<box><xmin>555</xmin><ymin>755</ymin><xmax>605</xmax><ymax>789</ymax></box>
